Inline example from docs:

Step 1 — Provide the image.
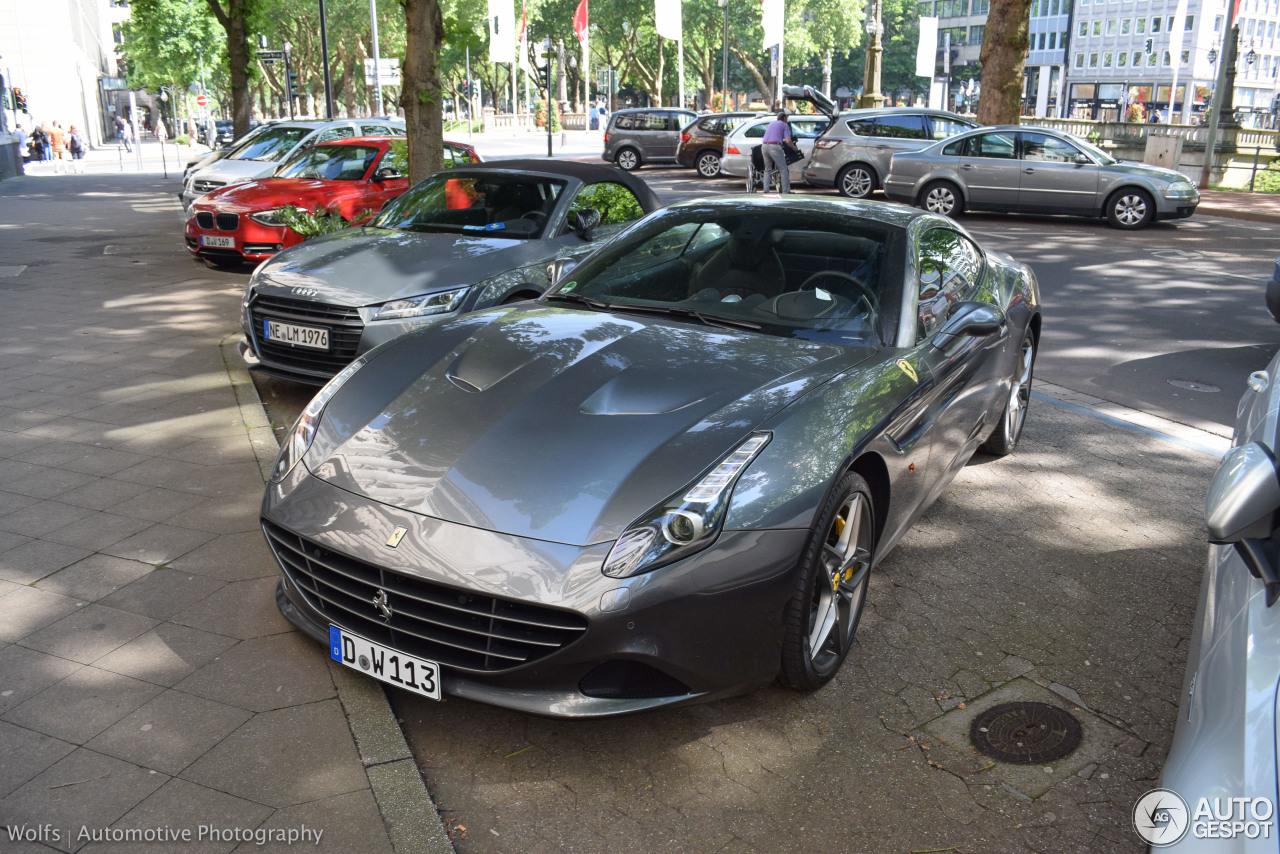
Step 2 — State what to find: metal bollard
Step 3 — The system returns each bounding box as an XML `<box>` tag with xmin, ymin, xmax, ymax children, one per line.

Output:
<box><xmin>1250</xmin><ymin>144</ymin><xmax>1262</xmax><ymax>192</ymax></box>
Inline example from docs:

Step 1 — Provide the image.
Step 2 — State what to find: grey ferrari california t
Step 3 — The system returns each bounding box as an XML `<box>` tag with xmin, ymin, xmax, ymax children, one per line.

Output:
<box><xmin>262</xmin><ymin>196</ymin><xmax>1041</xmax><ymax>717</ymax></box>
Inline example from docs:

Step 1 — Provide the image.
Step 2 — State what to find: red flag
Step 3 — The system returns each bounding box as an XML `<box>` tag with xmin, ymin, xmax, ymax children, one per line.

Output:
<box><xmin>573</xmin><ymin>0</ymin><xmax>589</xmax><ymax>44</ymax></box>
<box><xmin>518</xmin><ymin>1</ymin><xmax>527</xmax><ymax>41</ymax></box>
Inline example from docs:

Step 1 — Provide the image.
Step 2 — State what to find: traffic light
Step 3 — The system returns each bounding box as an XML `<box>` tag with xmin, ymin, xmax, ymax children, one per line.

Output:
<box><xmin>1144</xmin><ymin>38</ymin><xmax>1154</xmax><ymax>54</ymax></box>
<box><xmin>13</xmin><ymin>87</ymin><xmax>27</xmax><ymax>112</ymax></box>
<box><xmin>288</xmin><ymin>72</ymin><xmax>300</xmax><ymax>98</ymax></box>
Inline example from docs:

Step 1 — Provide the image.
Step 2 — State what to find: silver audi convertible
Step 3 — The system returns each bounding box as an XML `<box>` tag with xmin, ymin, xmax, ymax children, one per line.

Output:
<box><xmin>262</xmin><ymin>196</ymin><xmax>1041</xmax><ymax>717</ymax></box>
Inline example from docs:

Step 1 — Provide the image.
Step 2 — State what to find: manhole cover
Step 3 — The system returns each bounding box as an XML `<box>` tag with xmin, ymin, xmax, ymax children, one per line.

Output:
<box><xmin>1168</xmin><ymin>379</ymin><xmax>1220</xmax><ymax>393</ymax></box>
<box><xmin>970</xmin><ymin>701</ymin><xmax>1083</xmax><ymax>765</ymax></box>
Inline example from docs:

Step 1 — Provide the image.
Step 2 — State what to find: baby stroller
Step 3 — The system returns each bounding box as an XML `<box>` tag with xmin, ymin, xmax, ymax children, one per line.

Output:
<box><xmin>745</xmin><ymin>144</ymin><xmax>804</xmax><ymax>193</ymax></box>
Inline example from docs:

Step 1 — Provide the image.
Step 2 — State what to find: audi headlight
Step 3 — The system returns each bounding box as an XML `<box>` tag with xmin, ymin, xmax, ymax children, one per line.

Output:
<box><xmin>602</xmin><ymin>433</ymin><xmax>770</xmax><ymax>578</ymax></box>
<box><xmin>371</xmin><ymin>286</ymin><xmax>470</xmax><ymax>321</ymax></box>
<box><xmin>250</xmin><ymin>207</ymin><xmax>291</xmax><ymax>226</ymax></box>
<box><xmin>271</xmin><ymin>356</ymin><xmax>367</xmax><ymax>482</ymax></box>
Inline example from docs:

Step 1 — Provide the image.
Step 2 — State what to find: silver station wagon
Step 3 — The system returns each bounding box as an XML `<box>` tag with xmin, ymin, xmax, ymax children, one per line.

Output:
<box><xmin>883</xmin><ymin>125</ymin><xmax>1200</xmax><ymax>230</ymax></box>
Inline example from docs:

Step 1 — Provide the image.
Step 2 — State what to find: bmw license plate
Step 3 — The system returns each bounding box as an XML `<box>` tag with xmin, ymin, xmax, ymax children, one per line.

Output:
<box><xmin>330</xmin><ymin>626</ymin><xmax>441</xmax><ymax>700</ymax></box>
<box><xmin>199</xmin><ymin>234</ymin><xmax>235</xmax><ymax>248</ymax></box>
<box><xmin>263</xmin><ymin>319</ymin><xmax>329</xmax><ymax>350</ymax></box>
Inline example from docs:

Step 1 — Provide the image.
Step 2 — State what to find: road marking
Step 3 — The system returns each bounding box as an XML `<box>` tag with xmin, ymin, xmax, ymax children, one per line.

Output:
<box><xmin>1032</xmin><ymin>388</ymin><xmax>1229</xmax><ymax>458</ymax></box>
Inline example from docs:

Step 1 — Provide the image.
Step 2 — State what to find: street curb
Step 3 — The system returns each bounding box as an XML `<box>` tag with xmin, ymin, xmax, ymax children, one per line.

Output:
<box><xmin>1195</xmin><ymin>204</ymin><xmax>1280</xmax><ymax>226</ymax></box>
<box><xmin>218</xmin><ymin>333</ymin><xmax>456</xmax><ymax>854</ymax></box>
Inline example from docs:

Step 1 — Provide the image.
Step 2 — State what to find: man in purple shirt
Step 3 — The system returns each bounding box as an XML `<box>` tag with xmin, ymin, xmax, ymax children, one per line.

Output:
<box><xmin>761</xmin><ymin>110</ymin><xmax>799</xmax><ymax>193</ymax></box>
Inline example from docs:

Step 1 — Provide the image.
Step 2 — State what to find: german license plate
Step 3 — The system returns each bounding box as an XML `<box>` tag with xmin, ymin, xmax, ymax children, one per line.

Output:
<box><xmin>263</xmin><ymin>319</ymin><xmax>329</xmax><ymax>350</ymax></box>
<box><xmin>329</xmin><ymin>626</ymin><xmax>441</xmax><ymax>700</ymax></box>
<box><xmin>200</xmin><ymin>234</ymin><xmax>235</xmax><ymax>248</ymax></box>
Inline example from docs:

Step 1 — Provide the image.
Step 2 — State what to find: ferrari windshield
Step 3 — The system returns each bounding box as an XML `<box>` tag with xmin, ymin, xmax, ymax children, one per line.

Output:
<box><xmin>373</xmin><ymin>172</ymin><xmax>564</xmax><ymax>239</ymax></box>
<box><xmin>277</xmin><ymin>144</ymin><xmax>380</xmax><ymax>180</ymax></box>
<box><xmin>549</xmin><ymin>207</ymin><xmax>905</xmax><ymax>347</ymax></box>
<box><xmin>228</xmin><ymin>126</ymin><xmax>312</xmax><ymax>162</ymax></box>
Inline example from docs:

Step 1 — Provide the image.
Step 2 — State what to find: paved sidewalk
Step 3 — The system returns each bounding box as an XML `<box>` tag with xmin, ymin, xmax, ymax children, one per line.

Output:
<box><xmin>0</xmin><ymin>147</ymin><xmax>449</xmax><ymax>852</ymax></box>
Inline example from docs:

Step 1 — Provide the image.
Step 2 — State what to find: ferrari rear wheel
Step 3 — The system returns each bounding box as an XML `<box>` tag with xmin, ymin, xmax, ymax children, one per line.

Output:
<box><xmin>780</xmin><ymin>471</ymin><xmax>875</xmax><ymax>691</ymax></box>
<box><xmin>981</xmin><ymin>327</ymin><xmax>1036</xmax><ymax>456</ymax></box>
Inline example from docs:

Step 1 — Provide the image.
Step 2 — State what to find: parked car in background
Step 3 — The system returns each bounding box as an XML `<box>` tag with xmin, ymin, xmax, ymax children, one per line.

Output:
<box><xmin>883</xmin><ymin>125</ymin><xmax>1199</xmax><ymax>229</ymax></box>
<box><xmin>674</xmin><ymin>112</ymin><xmax>760</xmax><ymax>177</ymax></box>
<box><xmin>720</xmin><ymin>113</ymin><xmax>832</xmax><ymax>189</ymax></box>
<box><xmin>261</xmin><ymin>195</ymin><xmax>1040</xmax><ymax>717</ymax></box>
<box><xmin>185</xmin><ymin>137</ymin><xmax>479</xmax><ymax>268</ymax></box>
<box><xmin>181</xmin><ymin>117</ymin><xmax>406</xmax><ymax>208</ymax></box>
<box><xmin>183</xmin><ymin>121</ymin><xmax>275</xmax><ymax>185</ymax></box>
<box><xmin>201</xmin><ymin>118</ymin><xmax>260</xmax><ymax>148</ymax></box>
<box><xmin>238</xmin><ymin>160</ymin><xmax>662</xmax><ymax>384</ymax></box>
<box><xmin>1156</xmin><ymin>299</ymin><xmax>1280</xmax><ymax>849</ymax></box>
<box><xmin>781</xmin><ymin>85</ymin><xmax>978</xmax><ymax>199</ymax></box>
<box><xmin>602</xmin><ymin>107</ymin><xmax>698</xmax><ymax>171</ymax></box>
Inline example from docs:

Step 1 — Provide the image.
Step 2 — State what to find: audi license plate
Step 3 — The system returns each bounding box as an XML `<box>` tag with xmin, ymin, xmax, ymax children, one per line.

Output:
<box><xmin>200</xmin><ymin>234</ymin><xmax>235</xmax><ymax>248</ymax></box>
<box><xmin>263</xmin><ymin>319</ymin><xmax>329</xmax><ymax>350</ymax></box>
<box><xmin>329</xmin><ymin>626</ymin><xmax>441</xmax><ymax>700</ymax></box>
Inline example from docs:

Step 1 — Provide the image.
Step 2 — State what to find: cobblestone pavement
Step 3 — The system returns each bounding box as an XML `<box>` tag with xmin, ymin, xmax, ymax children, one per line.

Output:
<box><xmin>393</xmin><ymin>397</ymin><xmax>1216</xmax><ymax>854</ymax></box>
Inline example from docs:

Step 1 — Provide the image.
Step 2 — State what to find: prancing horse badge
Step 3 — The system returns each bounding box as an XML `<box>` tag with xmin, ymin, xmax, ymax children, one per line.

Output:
<box><xmin>386</xmin><ymin>526</ymin><xmax>407</xmax><ymax>548</ymax></box>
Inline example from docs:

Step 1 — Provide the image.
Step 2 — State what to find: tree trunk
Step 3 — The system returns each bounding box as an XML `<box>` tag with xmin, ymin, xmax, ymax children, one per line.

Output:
<box><xmin>977</xmin><ymin>0</ymin><xmax>1033</xmax><ymax>124</ymax></box>
<box><xmin>400</xmin><ymin>0</ymin><xmax>443</xmax><ymax>183</ymax></box>
<box><xmin>204</xmin><ymin>0</ymin><xmax>253</xmax><ymax>138</ymax></box>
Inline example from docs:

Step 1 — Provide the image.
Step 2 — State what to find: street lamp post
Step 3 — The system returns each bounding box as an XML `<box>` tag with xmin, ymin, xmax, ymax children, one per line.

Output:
<box><xmin>718</xmin><ymin>0</ymin><xmax>729</xmax><ymax>109</ymax></box>
<box><xmin>318</xmin><ymin>0</ymin><xmax>336</xmax><ymax>119</ymax></box>
<box><xmin>857</xmin><ymin>0</ymin><xmax>884</xmax><ymax>108</ymax></box>
<box><xmin>283</xmin><ymin>41</ymin><xmax>295</xmax><ymax>120</ymax></box>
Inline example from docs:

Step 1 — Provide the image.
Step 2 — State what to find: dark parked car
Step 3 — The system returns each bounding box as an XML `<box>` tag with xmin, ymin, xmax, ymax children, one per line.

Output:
<box><xmin>602</xmin><ymin>107</ymin><xmax>697</xmax><ymax>171</ymax></box>
<box><xmin>262</xmin><ymin>196</ymin><xmax>1041</xmax><ymax>717</ymax></box>
<box><xmin>239</xmin><ymin>160</ymin><xmax>662</xmax><ymax>384</ymax></box>
<box><xmin>675</xmin><ymin>112</ymin><xmax>761</xmax><ymax>178</ymax></box>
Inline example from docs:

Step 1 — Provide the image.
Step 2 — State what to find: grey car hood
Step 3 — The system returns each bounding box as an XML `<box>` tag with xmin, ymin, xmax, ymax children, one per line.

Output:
<box><xmin>189</xmin><ymin>157</ymin><xmax>276</xmax><ymax>187</ymax></box>
<box><xmin>307</xmin><ymin>305</ymin><xmax>870</xmax><ymax>545</ymax></box>
<box><xmin>1103</xmin><ymin>160</ymin><xmax>1188</xmax><ymax>183</ymax></box>
<box><xmin>253</xmin><ymin>227</ymin><xmax>573</xmax><ymax>306</ymax></box>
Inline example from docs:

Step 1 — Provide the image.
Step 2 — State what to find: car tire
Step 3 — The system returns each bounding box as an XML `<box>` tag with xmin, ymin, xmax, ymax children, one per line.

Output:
<box><xmin>919</xmin><ymin>180</ymin><xmax>964</xmax><ymax>217</ymax></box>
<box><xmin>779</xmin><ymin>470</ymin><xmax>875</xmax><ymax>691</ymax></box>
<box><xmin>615</xmin><ymin>148</ymin><xmax>641</xmax><ymax>171</ymax></box>
<box><xmin>1105</xmin><ymin>187</ymin><xmax>1155</xmax><ymax>229</ymax></box>
<box><xmin>836</xmin><ymin>163</ymin><xmax>877</xmax><ymax>199</ymax></box>
<box><xmin>981</xmin><ymin>327</ymin><xmax>1036</xmax><ymax>456</ymax></box>
<box><xmin>696</xmin><ymin>150</ymin><xmax>722</xmax><ymax>178</ymax></box>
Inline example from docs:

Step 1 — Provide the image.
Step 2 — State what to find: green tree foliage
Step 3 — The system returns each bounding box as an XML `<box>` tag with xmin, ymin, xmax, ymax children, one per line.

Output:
<box><xmin>123</xmin><ymin>0</ymin><xmax>225</xmax><ymax>93</ymax></box>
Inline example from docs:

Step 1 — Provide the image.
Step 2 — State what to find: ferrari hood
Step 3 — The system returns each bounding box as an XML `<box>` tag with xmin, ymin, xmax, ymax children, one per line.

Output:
<box><xmin>307</xmin><ymin>305</ymin><xmax>869</xmax><ymax>545</ymax></box>
<box><xmin>252</xmin><ymin>228</ymin><xmax>568</xmax><ymax>306</ymax></box>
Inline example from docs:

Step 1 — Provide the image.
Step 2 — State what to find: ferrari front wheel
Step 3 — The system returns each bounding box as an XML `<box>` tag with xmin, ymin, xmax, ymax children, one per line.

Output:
<box><xmin>982</xmin><ymin>327</ymin><xmax>1036</xmax><ymax>456</ymax></box>
<box><xmin>780</xmin><ymin>471</ymin><xmax>875</xmax><ymax>691</ymax></box>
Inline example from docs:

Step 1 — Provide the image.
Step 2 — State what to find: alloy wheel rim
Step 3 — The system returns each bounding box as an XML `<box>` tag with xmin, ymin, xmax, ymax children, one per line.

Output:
<box><xmin>1007</xmin><ymin>337</ymin><xmax>1034</xmax><ymax>441</ymax></box>
<box><xmin>843</xmin><ymin>169</ymin><xmax>872</xmax><ymax>198</ymax></box>
<box><xmin>1116</xmin><ymin>195</ymin><xmax>1146</xmax><ymax>225</ymax></box>
<box><xmin>926</xmin><ymin>187</ymin><xmax>954</xmax><ymax>215</ymax></box>
<box><xmin>619</xmin><ymin>151</ymin><xmax>637</xmax><ymax>169</ymax></box>
<box><xmin>808</xmin><ymin>493</ymin><xmax>872</xmax><ymax>668</ymax></box>
<box><xmin>698</xmin><ymin>154</ymin><xmax>720</xmax><ymax>177</ymax></box>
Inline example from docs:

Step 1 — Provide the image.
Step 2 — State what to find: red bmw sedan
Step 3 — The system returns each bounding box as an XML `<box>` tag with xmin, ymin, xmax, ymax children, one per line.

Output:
<box><xmin>184</xmin><ymin>136</ymin><xmax>480</xmax><ymax>267</ymax></box>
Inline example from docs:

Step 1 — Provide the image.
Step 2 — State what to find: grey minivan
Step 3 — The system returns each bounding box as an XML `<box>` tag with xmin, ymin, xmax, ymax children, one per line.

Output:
<box><xmin>602</xmin><ymin>107</ymin><xmax>698</xmax><ymax>171</ymax></box>
<box><xmin>781</xmin><ymin>85</ymin><xmax>977</xmax><ymax>199</ymax></box>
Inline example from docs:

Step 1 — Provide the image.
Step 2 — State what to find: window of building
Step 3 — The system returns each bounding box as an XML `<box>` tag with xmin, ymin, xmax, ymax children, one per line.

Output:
<box><xmin>1151</xmin><ymin>16</ymin><xmax>1162</xmax><ymax>32</ymax></box>
<box><xmin>1051</xmin><ymin>0</ymin><xmax>1060</xmax><ymax>13</ymax></box>
<box><xmin>1269</xmin><ymin>21</ymin><xmax>1276</xmax><ymax>40</ymax></box>
<box><xmin>1214</xmin><ymin>14</ymin><xmax>1223</xmax><ymax>32</ymax></box>
<box><xmin>1119</xmin><ymin>50</ymin><xmax>1128</xmax><ymax>65</ymax></box>
<box><xmin>970</xmin><ymin>24</ymin><xmax>985</xmax><ymax>42</ymax></box>
<box><xmin>1093</xmin><ymin>19</ymin><xmax>1103</xmax><ymax>34</ymax></box>
<box><xmin>1185</xmin><ymin>14</ymin><xmax>1194</xmax><ymax>30</ymax></box>
<box><xmin>1162</xmin><ymin>49</ymin><xmax>1172</xmax><ymax>65</ymax></box>
<box><xmin>1121</xmin><ymin>18</ymin><xmax>1131</xmax><ymax>33</ymax></box>
<box><xmin>111</xmin><ymin>23</ymin><xmax>124</xmax><ymax>44</ymax></box>
<box><xmin>1247</xmin><ymin>18</ymin><xmax>1256</xmax><ymax>38</ymax></box>
<box><xmin>1030</xmin><ymin>0</ymin><xmax>1039</xmax><ymax>14</ymax></box>
<box><xmin>1132</xmin><ymin>50</ymin><xmax>1142</xmax><ymax>65</ymax></box>
<box><xmin>1106</xmin><ymin>18</ymin><xmax>1117</xmax><ymax>34</ymax></box>
<box><xmin>1137</xmin><ymin>17</ymin><xmax>1146</xmax><ymax>32</ymax></box>
<box><xmin>1049</xmin><ymin>31</ymin><xmax>1058</xmax><ymax>47</ymax></box>
<box><xmin>1079</xmin><ymin>21</ymin><xmax>1088</xmax><ymax>36</ymax></box>
<box><xmin>1166</xmin><ymin>16</ymin><xmax>1174</xmax><ymax>30</ymax></box>
<box><xmin>1181</xmin><ymin>49</ymin><xmax>1190</xmax><ymax>63</ymax></box>
<box><xmin>1090</xmin><ymin>52</ymin><xmax>1099</xmax><ymax>66</ymax></box>
<box><xmin>1076</xmin><ymin>52</ymin><xmax>1086</xmax><ymax>66</ymax></box>
<box><xmin>1104</xmin><ymin>51</ymin><xmax>1113</xmax><ymax>65</ymax></box>
<box><xmin>972</xmin><ymin>0</ymin><xmax>989</xmax><ymax>13</ymax></box>
<box><xmin>1148</xmin><ymin>50</ymin><xmax>1158</xmax><ymax>65</ymax></box>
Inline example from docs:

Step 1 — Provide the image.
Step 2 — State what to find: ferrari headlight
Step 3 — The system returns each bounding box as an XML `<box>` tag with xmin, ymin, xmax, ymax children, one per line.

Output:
<box><xmin>371</xmin><ymin>286</ymin><xmax>470</xmax><ymax>321</ymax></box>
<box><xmin>602</xmin><ymin>433</ymin><xmax>770</xmax><ymax>578</ymax></box>
<box><xmin>270</xmin><ymin>356</ymin><xmax>367</xmax><ymax>482</ymax></box>
<box><xmin>250</xmin><ymin>207</ymin><xmax>291</xmax><ymax>226</ymax></box>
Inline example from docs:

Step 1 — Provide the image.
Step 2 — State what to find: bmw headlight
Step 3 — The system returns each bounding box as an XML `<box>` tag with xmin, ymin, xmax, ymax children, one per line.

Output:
<box><xmin>271</xmin><ymin>356</ymin><xmax>367</xmax><ymax>482</ymax></box>
<box><xmin>602</xmin><ymin>433</ymin><xmax>770</xmax><ymax>578</ymax></box>
<box><xmin>371</xmin><ymin>286</ymin><xmax>470</xmax><ymax>321</ymax></box>
<box><xmin>250</xmin><ymin>207</ymin><xmax>292</xmax><ymax>226</ymax></box>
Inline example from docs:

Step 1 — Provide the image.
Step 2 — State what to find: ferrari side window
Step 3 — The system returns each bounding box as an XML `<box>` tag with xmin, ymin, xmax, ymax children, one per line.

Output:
<box><xmin>916</xmin><ymin>228</ymin><xmax>984</xmax><ymax>339</ymax></box>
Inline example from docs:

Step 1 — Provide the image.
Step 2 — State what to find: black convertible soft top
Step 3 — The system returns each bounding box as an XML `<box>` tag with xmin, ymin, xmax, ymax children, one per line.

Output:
<box><xmin>461</xmin><ymin>158</ymin><xmax>663</xmax><ymax>213</ymax></box>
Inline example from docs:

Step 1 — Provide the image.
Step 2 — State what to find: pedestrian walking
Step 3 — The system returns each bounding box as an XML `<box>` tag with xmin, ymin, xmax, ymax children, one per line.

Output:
<box><xmin>155</xmin><ymin>118</ymin><xmax>167</xmax><ymax>143</ymax></box>
<box><xmin>67</xmin><ymin>125</ymin><xmax>87</xmax><ymax>173</ymax></box>
<box><xmin>761</xmin><ymin>110</ymin><xmax>799</xmax><ymax>194</ymax></box>
<box><xmin>37</xmin><ymin>123</ymin><xmax>52</xmax><ymax>161</ymax></box>
<box><xmin>114</xmin><ymin>115</ymin><xmax>132</xmax><ymax>152</ymax></box>
<box><xmin>48</xmin><ymin>121</ymin><xmax>67</xmax><ymax>173</ymax></box>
